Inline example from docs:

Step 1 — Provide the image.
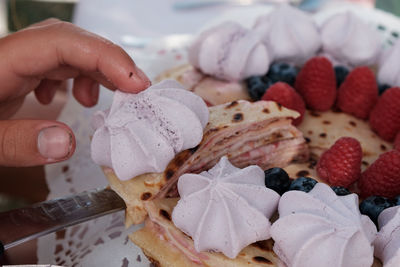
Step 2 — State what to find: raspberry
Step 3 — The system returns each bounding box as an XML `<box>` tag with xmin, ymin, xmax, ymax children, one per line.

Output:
<box><xmin>261</xmin><ymin>82</ymin><xmax>305</xmax><ymax>125</ymax></box>
<box><xmin>359</xmin><ymin>150</ymin><xmax>400</xmax><ymax>198</ymax></box>
<box><xmin>294</xmin><ymin>57</ymin><xmax>336</xmax><ymax>111</ymax></box>
<box><xmin>369</xmin><ymin>88</ymin><xmax>400</xmax><ymax>141</ymax></box>
<box><xmin>395</xmin><ymin>132</ymin><xmax>400</xmax><ymax>151</ymax></box>
<box><xmin>337</xmin><ymin>67</ymin><xmax>378</xmax><ymax>119</ymax></box>
<box><xmin>316</xmin><ymin>137</ymin><xmax>362</xmax><ymax>187</ymax></box>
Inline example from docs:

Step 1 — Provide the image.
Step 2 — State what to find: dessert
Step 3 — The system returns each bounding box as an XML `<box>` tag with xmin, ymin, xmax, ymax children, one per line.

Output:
<box><xmin>271</xmin><ymin>183</ymin><xmax>377</xmax><ymax>267</ymax></box>
<box><xmin>90</xmin><ymin>5</ymin><xmax>400</xmax><ymax>267</ymax></box>
<box><xmin>188</xmin><ymin>21</ymin><xmax>270</xmax><ymax>82</ymax></box>
<box><xmin>100</xmin><ymin>96</ymin><xmax>308</xmax><ymax>225</ymax></box>
<box><xmin>319</xmin><ymin>11</ymin><xmax>381</xmax><ymax>67</ymax></box>
<box><xmin>172</xmin><ymin>156</ymin><xmax>279</xmax><ymax>259</ymax></box>
<box><xmin>91</xmin><ymin>79</ymin><xmax>208</xmax><ymax>180</ymax></box>
<box><xmin>378</xmin><ymin>39</ymin><xmax>400</xmax><ymax>87</ymax></box>
<box><xmin>253</xmin><ymin>4</ymin><xmax>321</xmax><ymax>65</ymax></box>
<box><xmin>374</xmin><ymin>206</ymin><xmax>400</xmax><ymax>267</ymax></box>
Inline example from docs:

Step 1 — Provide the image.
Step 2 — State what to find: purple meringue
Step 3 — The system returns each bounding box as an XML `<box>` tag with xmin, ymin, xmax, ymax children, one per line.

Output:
<box><xmin>374</xmin><ymin>206</ymin><xmax>400</xmax><ymax>267</ymax></box>
<box><xmin>188</xmin><ymin>21</ymin><xmax>270</xmax><ymax>82</ymax></box>
<box><xmin>253</xmin><ymin>4</ymin><xmax>321</xmax><ymax>65</ymax></box>
<box><xmin>320</xmin><ymin>11</ymin><xmax>382</xmax><ymax>67</ymax></box>
<box><xmin>378</xmin><ymin>39</ymin><xmax>400</xmax><ymax>87</ymax></box>
<box><xmin>90</xmin><ymin>80</ymin><xmax>209</xmax><ymax>180</ymax></box>
<box><xmin>271</xmin><ymin>183</ymin><xmax>376</xmax><ymax>267</ymax></box>
<box><xmin>172</xmin><ymin>156</ymin><xmax>280</xmax><ymax>259</ymax></box>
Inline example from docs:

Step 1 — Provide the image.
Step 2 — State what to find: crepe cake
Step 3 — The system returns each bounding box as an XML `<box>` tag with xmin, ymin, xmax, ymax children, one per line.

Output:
<box><xmin>283</xmin><ymin>109</ymin><xmax>393</xmax><ymax>182</ymax></box>
<box><xmin>130</xmin><ymin>193</ymin><xmax>384</xmax><ymax>267</ymax></box>
<box><xmin>155</xmin><ymin>64</ymin><xmax>251</xmax><ymax>106</ymax></box>
<box><xmin>106</xmin><ymin>100</ymin><xmax>308</xmax><ymax>226</ymax></box>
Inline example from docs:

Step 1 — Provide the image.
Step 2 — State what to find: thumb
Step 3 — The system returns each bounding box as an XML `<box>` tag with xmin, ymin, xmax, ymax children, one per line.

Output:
<box><xmin>0</xmin><ymin>120</ymin><xmax>75</xmax><ymax>166</ymax></box>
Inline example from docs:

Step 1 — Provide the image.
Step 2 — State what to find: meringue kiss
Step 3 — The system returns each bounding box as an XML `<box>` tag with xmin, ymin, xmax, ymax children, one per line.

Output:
<box><xmin>172</xmin><ymin>156</ymin><xmax>280</xmax><ymax>259</ymax></box>
<box><xmin>90</xmin><ymin>80</ymin><xmax>209</xmax><ymax>180</ymax></box>
<box><xmin>188</xmin><ymin>21</ymin><xmax>270</xmax><ymax>82</ymax></box>
<box><xmin>271</xmin><ymin>183</ymin><xmax>376</xmax><ymax>267</ymax></box>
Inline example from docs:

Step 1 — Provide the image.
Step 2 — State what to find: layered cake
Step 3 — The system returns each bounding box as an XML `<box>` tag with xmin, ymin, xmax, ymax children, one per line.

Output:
<box><xmin>91</xmin><ymin>4</ymin><xmax>400</xmax><ymax>267</ymax></box>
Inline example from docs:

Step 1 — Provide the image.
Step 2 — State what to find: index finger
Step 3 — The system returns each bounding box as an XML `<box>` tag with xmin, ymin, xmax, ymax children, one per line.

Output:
<box><xmin>1</xmin><ymin>20</ymin><xmax>151</xmax><ymax>93</ymax></box>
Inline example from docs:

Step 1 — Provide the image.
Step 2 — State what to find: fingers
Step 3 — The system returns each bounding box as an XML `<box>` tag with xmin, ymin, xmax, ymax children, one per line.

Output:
<box><xmin>34</xmin><ymin>79</ymin><xmax>62</xmax><ymax>104</ymax></box>
<box><xmin>0</xmin><ymin>20</ymin><xmax>151</xmax><ymax>95</ymax></box>
<box><xmin>72</xmin><ymin>76</ymin><xmax>99</xmax><ymax>107</ymax></box>
<box><xmin>0</xmin><ymin>120</ymin><xmax>75</xmax><ymax>166</ymax></box>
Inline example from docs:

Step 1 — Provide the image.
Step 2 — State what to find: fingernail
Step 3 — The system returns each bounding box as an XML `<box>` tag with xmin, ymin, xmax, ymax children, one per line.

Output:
<box><xmin>37</xmin><ymin>126</ymin><xmax>72</xmax><ymax>160</ymax></box>
<box><xmin>134</xmin><ymin>68</ymin><xmax>151</xmax><ymax>87</ymax></box>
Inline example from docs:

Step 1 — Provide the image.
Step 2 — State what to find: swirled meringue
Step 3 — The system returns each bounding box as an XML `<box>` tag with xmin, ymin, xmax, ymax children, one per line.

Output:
<box><xmin>378</xmin><ymin>39</ymin><xmax>400</xmax><ymax>87</ymax></box>
<box><xmin>374</xmin><ymin>206</ymin><xmax>400</xmax><ymax>267</ymax></box>
<box><xmin>271</xmin><ymin>183</ymin><xmax>376</xmax><ymax>267</ymax></box>
<box><xmin>91</xmin><ymin>80</ymin><xmax>209</xmax><ymax>180</ymax></box>
<box><xmin>320</xmin><ymin>11</ymin><xmax>381</xmax><ymax>67</ymax></box>
<box><xmin>188</xmin><ymin>21</ymin><xmax>270</xmax><ymax>82</ymax></box>
<box><xmin>253</xmin><ymin>4</ymin><xmax>321</xmax><ymax>65</ymax></box>
<box><xmin>172</xmin><ymin>156</ymin><xmax>280</xmax><ymax>259</ymax></box>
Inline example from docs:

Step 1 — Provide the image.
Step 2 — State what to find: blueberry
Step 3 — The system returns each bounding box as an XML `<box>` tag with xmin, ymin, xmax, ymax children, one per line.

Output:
<box><xmin>264</xmin><ymin>167</ymin><xmax>291</xmax><ymax>195</ymax></box>
<box><xmin>334</xmin><ymin>66</ymin><xmax>349</xmax><ymax>88</ymax></box>
<box><xmin>331</xmin><ymin>186</ymin><xmax>351</xmax><ymax>196</ymax></box>
<box><xmin>246</xmin><ymin>76</ymin><xmax>273</xmax><ymax>101</ymax></box>
<box><xmin>288</xmin><ymin>177</ymin><xmax>317</xmax><ymax>193</ymax></box>
<box><xmin>266</xmin><ymin>62</ymin><xmax>298</xmax><ymax>86</ymax></box>
<box><xmin>393</xmin><ymin>195</ymin><xmax>400</xmax><ymax>206</ymax></box>
<box><xmin>378</xmin><ymin>83</ymin><xmax>391</xmax><ymax>95</ymax></box>
<box><xmin>359</xmin><ymin>196</ymin><xmax>394</xmax><ymax>226</ymax></box>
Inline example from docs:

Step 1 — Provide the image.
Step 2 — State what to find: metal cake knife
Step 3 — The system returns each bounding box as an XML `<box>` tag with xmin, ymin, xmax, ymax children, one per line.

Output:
<box><xmin>0</xmin><ymin>188</ymin><xmax>125</xmax><ymax>256</ymax></box>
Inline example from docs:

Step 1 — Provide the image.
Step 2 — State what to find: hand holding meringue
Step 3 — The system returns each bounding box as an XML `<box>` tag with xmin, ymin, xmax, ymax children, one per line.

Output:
<box><xmin>172</xmin><ymin>156</ymin><xmax>280</xmax><ymax>259</ymax></box>
<box><xmin>271</xmin><ymin>183</ymin><xmax>376</xmax><ymax>267</ymax></box>
<box><xmin>188</xmin><ymin>21</ymin><xmax>271</xmax><ymax>82</ymax></box>
<box><xmin>90</xmin><ymin>80</ymin><xmax>209</xmax><ymax>180</ymax></box>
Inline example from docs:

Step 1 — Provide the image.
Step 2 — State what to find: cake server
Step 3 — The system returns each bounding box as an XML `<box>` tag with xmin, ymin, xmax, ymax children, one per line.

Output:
<box><xmin>0</xmin><ymin>188</ymin><xmax>125</xmax><ymax>256</ymax></box>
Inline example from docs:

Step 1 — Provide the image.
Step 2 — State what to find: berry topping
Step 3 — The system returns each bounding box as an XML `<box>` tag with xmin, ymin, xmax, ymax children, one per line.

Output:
<box><xmin>334</xmin><ymin>65</ymin><xmax>349</xmax><ymax>88</ymax></box>
<box><xmin>316</xmin><ymin>137</ymin><xmax>362</xmax><ymax>188</ymax></box>
<box><xmin>266</xmin><ymin>62</ymin><xmax>299</xmax><ymax>86</ymax></box>
<box><xmin>288</xmin><ymin>177</ymin><xmax>317</xmax><ymax>193</ymax></box>
<box><xmin>369</xmin><ymin>87</ymin><xmax>400</xmax><ymax>141</ymax></box>
<box><xmin>378</xmin><ymin>83</ymin><xmax>391</xmax><ymax>95</ymax></box>
<box><xmin>264</xmin><ymin>167</ymin><xmax>291</xmax><ymax>195</ymax></box>
<box><xmin>359</xmin><ymin>196</ymin><xmax>394</xmax><ymax>226</ymax></box>
<box><xmin>246</xmin><ymin>76</ymin><xmax>273</xmax><ymax>101</ymax></box>
<box><xmin>331</xmin><ymin>186</ymin><xmax>352</xmax><ymax>196</ymax></box>
<box><xmin>261</xmin><ymin>82</ymin><xmax>306</xmax><ymax>125</ymax></box>
<box><xmin>395</xmin><ymin>132</ymin><xmax>400</xmax><ymax>151</ymax></box>
<box><xmin>337</xmin><ymin>67</ymin><xmax>378</xmax><ymax>119</ymax></box>
<box><xmin>359</xmin><ymin>150</ymin><xmax>400</xmax><ymax>198</ymax></box>
<box><xmin>294</xmin><ymin>57</ymin><xmax>337</xmax><ymax>111</ymax></box>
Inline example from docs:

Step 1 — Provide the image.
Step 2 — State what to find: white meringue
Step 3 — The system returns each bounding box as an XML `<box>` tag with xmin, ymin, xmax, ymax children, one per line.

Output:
<box><xmin>91</xmin><ymin>80</ymin><xmax>209</xmax><ymax>180</ymax></box>
<box><xmin>172</xmin><ymin>156</ymin><xmax>280</xmax><ymax>259</ymax></box>
<box><xmin>320</xmin><ymin>11</ymin><xmax>382</xmax><ymax>67</ymax></box>
<box><xmin>253</xmin><ymin>4</ymin><xmax>321</xmax><ymax>65</ymax></box>
<box><xmin>378</xmin><ymin>39</ymin><xmax>400</xmax><ymax>87</ymax></box>
<box><xmin>374</xmin><ymin>206</ymin><xmax>400</xmax><ymax>267</ymax></box>
<box><xmin>271</xmin><ymin>183</ymin><xmax>376</xmax><ymax>267</ymax></box>
<box><xmin>188</xmin><ymin>21</ymin><xmax>270</xmax><ymax>82</ymax></box>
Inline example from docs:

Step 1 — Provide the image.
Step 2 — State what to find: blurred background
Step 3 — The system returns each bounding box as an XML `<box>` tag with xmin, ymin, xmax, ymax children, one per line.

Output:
<box><xmin>0</xmin><ymin>0</ymin><xmax>399</xmax><ymax>264</ymax></box>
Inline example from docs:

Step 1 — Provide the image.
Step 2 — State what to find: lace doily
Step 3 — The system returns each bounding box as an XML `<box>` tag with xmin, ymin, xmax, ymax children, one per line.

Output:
<box><xmin>37</xmin><ymin>4</ymin><xmax>400</xmax><ymax>266</ymax></box>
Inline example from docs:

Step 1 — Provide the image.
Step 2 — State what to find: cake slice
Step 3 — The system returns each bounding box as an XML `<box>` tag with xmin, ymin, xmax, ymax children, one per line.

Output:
<box><xmin>106</xmin><ymin>100</ymin><xmax>309</xmax><ymax>225</ymax></box>
<box><xmin>130</xmin><ymin>198</ymin><xmax>285</xmax><ymax>267</ymax></box>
